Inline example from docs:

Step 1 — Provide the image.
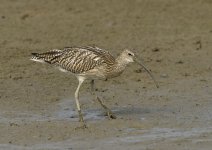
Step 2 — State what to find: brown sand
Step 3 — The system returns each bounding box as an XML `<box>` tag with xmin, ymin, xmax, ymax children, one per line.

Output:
<box><xmin>0</xmin><ymin>0</ymin><xmax>212</xmax><ymax>149</ymax></box>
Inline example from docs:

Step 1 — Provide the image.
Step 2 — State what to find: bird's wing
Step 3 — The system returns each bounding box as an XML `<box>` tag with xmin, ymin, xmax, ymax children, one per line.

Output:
<box><xmin>32</xmin><ymin>46</ymin><xmax>115</xmax><ymax>74</ymax></box>
<box><xmin>57</xmin><ymin>46</ymin><xmax>115</xmax><ymax>73</ymax></box>
<box><xmin>79</xmin><ymin>46</ymin><xmax>115</xmax><ymax>65</ymax></box>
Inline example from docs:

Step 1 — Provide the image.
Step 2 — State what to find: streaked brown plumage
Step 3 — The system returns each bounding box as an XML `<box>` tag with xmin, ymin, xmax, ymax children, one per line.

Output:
<box><xmin>31</xmin><ymin>46</ymin><xmax>158</xmax><ymax>128</ymax></box>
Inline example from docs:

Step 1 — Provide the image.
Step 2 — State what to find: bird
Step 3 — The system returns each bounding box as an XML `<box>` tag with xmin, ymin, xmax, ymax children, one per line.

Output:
<box><xmin>30</xmin><ymin>46</ymin><xmax>159</xmax><ymax>128</ymax></box>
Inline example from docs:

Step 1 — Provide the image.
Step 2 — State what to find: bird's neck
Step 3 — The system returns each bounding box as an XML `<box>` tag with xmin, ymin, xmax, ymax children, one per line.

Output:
<box><xmin>110</xmin><ymin>55</ymin><xmax>129</xmax><ymax>74</ymax></box>
<box><xmin>104</xmin><ymin>54</ymin><xmax>130</xmax><ymax>79</ymax></box>
<box><xmin>115</xmin><ymin>55</ymin><xmax>130</xmax><ymax>67</ymax></box>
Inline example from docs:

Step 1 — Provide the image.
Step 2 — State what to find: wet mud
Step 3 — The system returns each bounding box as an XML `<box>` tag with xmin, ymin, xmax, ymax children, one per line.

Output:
<box><xmin>0</xmin><ymin>0</ymin><xmax>212</xmax><ymax>149</ymax></box>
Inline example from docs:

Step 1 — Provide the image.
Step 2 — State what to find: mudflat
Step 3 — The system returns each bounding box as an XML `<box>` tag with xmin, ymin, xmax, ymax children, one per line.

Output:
<box><xmin>0</xmin><ymin>0</ymin><xmax>211</xmax><ymax>149</ymax></box>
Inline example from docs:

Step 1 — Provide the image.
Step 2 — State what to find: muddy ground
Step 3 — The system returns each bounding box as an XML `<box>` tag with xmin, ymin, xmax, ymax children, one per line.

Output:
<box><xmin>0</xmin><ymin>0</ymin><xmax>212</xmax><ymax>149</ymax></box>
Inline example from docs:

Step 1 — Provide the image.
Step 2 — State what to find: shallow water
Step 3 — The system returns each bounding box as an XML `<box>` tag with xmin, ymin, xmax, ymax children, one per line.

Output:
<box><xmin>0</xmin><ymin>97</ymin><xmax>211</xmax><ymax>150</ymax></box>
<box><xmin>0</xmin><ymin>98</ymin><xmax>105</xmax><ymax>124</ymax></box>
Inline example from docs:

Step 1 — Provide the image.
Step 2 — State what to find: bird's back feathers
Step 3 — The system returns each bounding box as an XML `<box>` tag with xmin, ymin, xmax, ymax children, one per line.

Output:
<box><xmin>31</xmin><ymin>46</ymin><xmax>115</xmax><ymax>74</ymax></box>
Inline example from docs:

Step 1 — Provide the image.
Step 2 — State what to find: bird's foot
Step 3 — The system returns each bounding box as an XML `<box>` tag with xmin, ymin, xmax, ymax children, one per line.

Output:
<box><xmin>75</xmin><ymin>122</ymin><xmax>87</xmax><ymax>130</ymax></box>
<box><xmin>105</xmin><ymin>110</ymin><xmax>117</xmax><ymax>119</ymax></box>
<box><xmin>78</xmin><ymin>120</ymin><xmax>87</xmax><ymax>129</ymax></box>
<box><xmin>76</xmin><ymin>118</ymin><xmax>87</xmax><ymax>129</ymax></box>
<box><xmin>95</xmin><ymin>96</ymin><xmax>116</xmax><ymax>119</ymax></box>
<box><xmin>76</xmin><ymin>110</ymin><xmax>88</xmax><ymax>129</ymax></box>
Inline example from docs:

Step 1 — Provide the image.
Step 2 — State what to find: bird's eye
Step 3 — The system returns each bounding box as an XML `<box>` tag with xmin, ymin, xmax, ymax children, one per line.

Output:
<box><xmin>128</xmin><ymin>53</ymin><xmax>132</xmax><ymax>56</ymax></box>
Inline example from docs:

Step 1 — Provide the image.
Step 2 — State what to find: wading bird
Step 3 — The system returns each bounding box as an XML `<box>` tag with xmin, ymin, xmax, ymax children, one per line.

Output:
<box><xmin>31</xmin><ymin>46</ymin><xmax>158</xmax><ymax>128</ymax></box>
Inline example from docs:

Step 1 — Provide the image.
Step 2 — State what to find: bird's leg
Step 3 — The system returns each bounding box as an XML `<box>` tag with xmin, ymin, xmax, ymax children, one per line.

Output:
<box><xmin>90</xmin><ymin>80</ymin><xmax>116</xmax><ymax>119</ymax></box>
<box><xmin>75</xmin><ymin>77</ymin><xmax>87</xmax><ymax>128</ymax></box>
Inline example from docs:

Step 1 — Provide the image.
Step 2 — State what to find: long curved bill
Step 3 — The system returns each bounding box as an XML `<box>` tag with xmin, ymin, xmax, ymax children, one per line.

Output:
<box><xmin>134</xmin><ymin>57</ymin><xmax>159</xmax><ymax>88</ymax></box>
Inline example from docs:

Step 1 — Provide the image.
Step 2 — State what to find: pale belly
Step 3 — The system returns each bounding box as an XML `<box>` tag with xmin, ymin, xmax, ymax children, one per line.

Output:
<box><xmin>78</xmin><ymin>68</ymin><xmax>124</xmax><ymax>80</ymax></box>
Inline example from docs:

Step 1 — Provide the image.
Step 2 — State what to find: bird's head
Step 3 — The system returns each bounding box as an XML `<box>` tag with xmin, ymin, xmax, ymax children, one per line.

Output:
<box><xmin>121</xmin><ymin>49</ymin><xmax>135</xmax><ymax>63</ymax></box>
<box><xmin>120</xmin><ymin>49</ymin><xmax>159</xmax><ymax>88</ymax></box>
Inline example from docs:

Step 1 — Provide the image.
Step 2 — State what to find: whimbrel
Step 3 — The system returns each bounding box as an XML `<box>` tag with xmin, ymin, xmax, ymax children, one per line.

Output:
<box><xmin>31</xmin><ymin>46</ymin><xmax>158</xmax><ymax>128</ymax></box>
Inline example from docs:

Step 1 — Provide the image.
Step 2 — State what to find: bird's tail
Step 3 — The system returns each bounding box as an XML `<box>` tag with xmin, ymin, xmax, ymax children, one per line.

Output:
<box><xmin>30</xmin><ymin>52</ymin><xmax>47</xmax><ymax>63</ymax></box>
<box><xmin>30</xmin><ymin>50</ymin><xmax>63</xmax><ymax>64</ymax></box>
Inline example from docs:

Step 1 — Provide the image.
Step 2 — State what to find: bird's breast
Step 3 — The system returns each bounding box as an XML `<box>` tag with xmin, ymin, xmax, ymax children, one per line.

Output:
<box><xmin>103</xmin><ymin>64</ymin><xmax>126</xmax><ymax>79</ymax></box>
